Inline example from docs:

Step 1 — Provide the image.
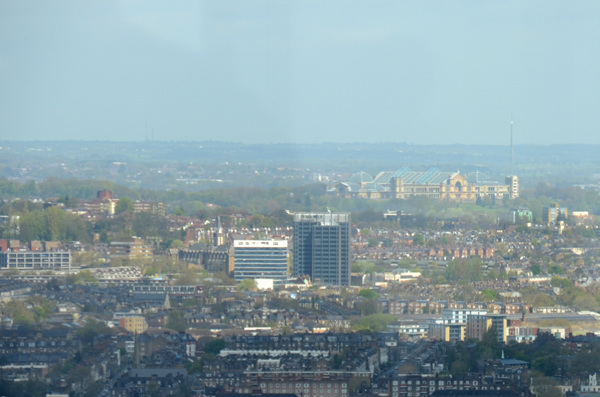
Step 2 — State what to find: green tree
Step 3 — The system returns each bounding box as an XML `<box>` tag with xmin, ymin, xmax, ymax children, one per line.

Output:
<box><xmin>548</xmin><ymin>263</ymin><xmax>564</xmax><ymax>275</ymax></box>
<box><xmin>115</xmin><ymin>197</ymin><xmax>133</xmax><ymax>214</ymax></box>
<box><xmin>18</xmin><ymin>209</ymin><xmax>47</xmax><ymax>241</ymax></box>
<box><xmin>352</xmin><ymin>313</ymin><xmax>395</xmax><ymax>332</ymax></box>
<box><xmin>478</xmin><ymin>327</ymin><xmax>501</xmax><ymax>359</ymax></box>
<box><xmin>412</xmin><ymin>233</ymin><xmax>425</xmax><ymax>246</ymax></box>
<box><xmin>573</xmin><ymin>294</ymin><xmax>600</xmax><ymax>311</ymax></box>
<box><xmin>184</xmin><ymin>360</ymin><xmax>204</xmax><ymax>374</ymax></box>
<box><xmin>570</xmin><ymin>343</ymin><xmax>600</xmax><ymax>375</ymax></box>
<box><xmin>237</xmin><ymin>279</ymin><xmax>258</xmax><ymax>292</ymax></box>
<box><xmin>351</xmin><ymin>261</ymin><xmax>377</xmax><ymax>274</ymax></box>
<box><xmin>166</xmin><ymin>310</ymin><xmax>185</xmax><ymax>332</ymax></box>
<box><xmin>28</xmin><ymin>295</ymin><xmax>56</xmax><ymax>323</ymax></box>
<box><xmin>359</xmin><ymin>289</ymin><xmax>379</xmax><ymax>299</ymax></box>
<box><xmin>132</xmin><ymin>212</ymin><xmax>166</xmax><ymax>239</ymax></box>
<box><xmin>46</xmin><ymin>206</ymin><xmax>65</xmax><ymax>240</ymax></box>
<box><xmin>17</xmin><ymin>206</ymin><xmax>90</xmax><ymax>243</ymax></box>
<box><xmin>332</xmin><ymin>353</ymin><xmax>343</xmax><ymax>369</ymax></box>
<box><xmin>72</xmin><ymin>251</ymin><xmax>103</xmax><ymax>267</ymax></box>
<box><xmin>354</xmin><ymin>209</ymin><xmax>380</xmax><ymax>227</ymax></box>
<box><xmin>481</xmin><ymin>289</ymin><xmax>500</xmax><ymax>302</ymax></box>
<box><xmin>531</xmin><ymin>374</ymin><xmax>562</xmax><ymax>397</ymax></box>
<box><xmin>521</xmin><ymin>286</ymin><xmax>555</xmax><ymax>307</ymax></box>
<box><xmin>450</xmin><ymin>359</ymin><xmax>470</xmax><ymax>376</ymax></box>
<box><xmin>169</xmin><ymin>239</ymin><xmax>185</xmax><ymax>249</ymax></box>
<box><xmin>486</xmin><ymin>269</ymin><xmax>499</xmax><ymax>280</ymax></box>
<box><xmin>446</xmin><ymin>257</ymin><xmax>484</xmax><ymax>283</ymax></box>
<box><xmin>551</xmin><ymin>277</ymin><xmax>573</xmax><ymax>289</ymax></box>
<box><xmin>204</xmin><ymin>338</ymin><xmax>226</xmax><ymax>355</ymax></box>
<box><xmin>3</xmin><ymin>300</ymin><xmax>35</xmax><ymax>326</ymax></box>
<box><xmin>175</xmin><ymin>268</ymin><xmax>200</xmax><ymax>285</ymax></box>
<box><xmin>74</xmin><ymin>270</ymin><xmax>98</xmax><ymax>285</ymax></box>
<box><xmin>77</xmin><ymin>318</ymin><xmax>111</xmax><ymax>347</ymax></box>
<box><xmin>533</xmin><ymin>356</ymin><xmax>559</xmax><ymax>376</ymax></box>
<box><xmin>356</xmin><ymin>299</ymin><xmax>380</xmax><ymax>316</ymax></box>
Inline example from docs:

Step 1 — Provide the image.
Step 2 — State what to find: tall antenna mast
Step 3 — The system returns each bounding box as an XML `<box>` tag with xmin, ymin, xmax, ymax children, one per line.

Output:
<box><xmin>510</xmin><ymin>119</ymin><xmax>514</xmax><ymax>176</ymax></box>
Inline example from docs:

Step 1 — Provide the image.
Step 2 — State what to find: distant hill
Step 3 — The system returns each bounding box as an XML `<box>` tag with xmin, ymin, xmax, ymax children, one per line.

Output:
<box><xmin>1</xmin><ymin>141</ymin><xmax>599</xmax><ymax>189</ymax></box>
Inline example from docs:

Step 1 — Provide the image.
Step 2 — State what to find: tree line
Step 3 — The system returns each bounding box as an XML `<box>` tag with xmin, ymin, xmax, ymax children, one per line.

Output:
<box><xmin>3</xmin><ymin>178</ymin><xmax>600</xmax><ymax>242</ymax></box>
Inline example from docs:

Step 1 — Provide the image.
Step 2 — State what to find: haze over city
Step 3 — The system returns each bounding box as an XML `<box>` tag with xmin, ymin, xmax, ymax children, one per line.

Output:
<box><xmin>1</xmin><ymin>1</ymin><xmax>599</xmax><ymax>145</ymax></box>
<box><xmin>7</xmin><ymin>4</ymin><xmax>600</xmax><ymax>397</ymax></box>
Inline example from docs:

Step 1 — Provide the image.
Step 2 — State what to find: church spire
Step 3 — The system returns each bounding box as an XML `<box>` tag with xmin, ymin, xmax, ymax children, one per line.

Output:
<box><xmin>213</xmin><ymin>216</ymin><xmax>225</xmax><ymax>246</ymax></box>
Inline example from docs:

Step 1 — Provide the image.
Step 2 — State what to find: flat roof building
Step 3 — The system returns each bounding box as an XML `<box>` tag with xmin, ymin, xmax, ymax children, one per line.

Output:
<box><xmin>293</xmin><ymin>212</ymin><xmax>351</xmax><ymax>286</ymax></box>
<box><xmin>0</xmin><ymin>250</ymin><xmax>73</xmax><ymax>271</ymax></box>
<box><xmin>110</xmin><ymin>237</ymin><xmax>153</xmax><ymax>262</ymax></box>
<box><xmin>542</xmin><ymin>204</ymin><xmax>568</xmax><ymax>226</ymax></box>
<box><xmin>233</xmin><ymin>240</ymin><xmax>288</xmax><ymax>284</ymax></box>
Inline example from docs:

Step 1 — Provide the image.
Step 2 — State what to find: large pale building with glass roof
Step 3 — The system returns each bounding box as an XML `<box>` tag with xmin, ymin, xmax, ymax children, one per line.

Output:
<box><xmin>333</xmin><ymin>168</ymin><xmax>518</xmax><ymax>201</ymax></box>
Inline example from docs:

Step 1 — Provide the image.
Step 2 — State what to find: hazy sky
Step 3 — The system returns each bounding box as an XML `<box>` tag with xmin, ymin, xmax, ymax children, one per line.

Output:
<box><xmin>1</xmin><ymin>1</ymin><xmax>599</xmax><ymax>144</ymax></box>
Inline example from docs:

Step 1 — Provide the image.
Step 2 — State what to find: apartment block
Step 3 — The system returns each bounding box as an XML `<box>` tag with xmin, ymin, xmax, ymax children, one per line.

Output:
<box><xmin>119</xmin><ymin>316</ymin><xmax>148</xmax><ymax>334</ymax></box>
<box><xmin>109</xmin><ymin>237</ymin><xmax>153</xmax><ymax>261</ymax></box>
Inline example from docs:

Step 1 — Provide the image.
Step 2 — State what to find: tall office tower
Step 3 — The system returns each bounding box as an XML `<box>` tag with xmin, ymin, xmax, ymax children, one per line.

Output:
<box><xmin>505</xmin><ymin>175</ymin><xmax>519</xmax><ymax>199</ymax></box>
<box><xmin>233</xmin><ymin>240</ymin><xmax>289</xmax><ymax>284</ymax></box>
<box><xmin>293</xmin><ymin>212</ymin><xmax>351</xmax><ymax>286</ymax></box>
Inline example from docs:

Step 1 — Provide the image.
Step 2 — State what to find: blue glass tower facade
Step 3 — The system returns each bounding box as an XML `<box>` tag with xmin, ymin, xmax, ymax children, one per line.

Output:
<box><xmin>293</xmin><ymin>212</ymin><xmax>350</xmax><ymax>286</ymax></box>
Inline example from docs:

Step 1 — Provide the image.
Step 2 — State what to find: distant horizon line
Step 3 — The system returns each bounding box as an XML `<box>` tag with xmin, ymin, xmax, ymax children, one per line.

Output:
<box><xmin>0</xmin><ymin>140</ymin><xmax>595</xmax><ymax>147</ymax></box>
